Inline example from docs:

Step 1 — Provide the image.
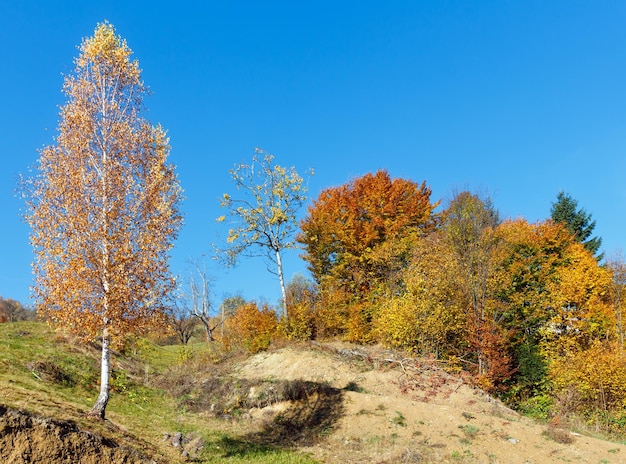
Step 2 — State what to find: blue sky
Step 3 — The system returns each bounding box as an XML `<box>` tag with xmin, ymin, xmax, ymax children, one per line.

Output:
<box><xmin>1</xmin><ymin>1</ymin><xmax>625</xmax><ymax>308</ymax></box>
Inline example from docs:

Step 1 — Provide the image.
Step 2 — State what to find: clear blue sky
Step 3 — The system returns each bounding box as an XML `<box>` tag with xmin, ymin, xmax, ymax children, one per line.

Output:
<box><xmin>2</xmin><ymin>1</ymin><xmax>625</xmax><ymax>308</ymax></box>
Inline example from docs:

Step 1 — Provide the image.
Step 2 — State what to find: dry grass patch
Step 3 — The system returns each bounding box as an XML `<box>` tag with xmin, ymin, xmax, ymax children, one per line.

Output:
<box><xmin>542</xmin><ymin>425</ymin><xmax>575</xmax><ymax>444</ymax></box>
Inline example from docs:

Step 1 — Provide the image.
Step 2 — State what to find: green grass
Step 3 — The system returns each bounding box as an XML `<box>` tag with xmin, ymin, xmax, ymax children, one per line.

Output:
<box><xmin>458</xmin><ymin>424</ymin><xmax>480</xmax><ymax>440</ymax></box>
<box><xmin>0</xmin><ymin>321</ymin><xmax>319</xmax><ymax>463</ymax></box>
<box><xmin>391</xmin><ymin>410</ymin><xmax>407</xmax><ymax>427</ymax></box>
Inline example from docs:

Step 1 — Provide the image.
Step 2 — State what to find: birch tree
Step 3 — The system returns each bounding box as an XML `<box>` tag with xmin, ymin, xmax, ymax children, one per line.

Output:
<box><xmin>217</xmin><ymin>149</ymin><xmax>310</xmax><ymax>321</ymax></box>
<box><xmin>23</xmin><ymin>22</ymin><xmax>183</xmax><ymax>419</ymax></box>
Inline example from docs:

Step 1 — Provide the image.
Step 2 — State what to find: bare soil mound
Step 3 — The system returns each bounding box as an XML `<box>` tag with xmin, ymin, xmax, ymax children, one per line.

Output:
<box><xmin>0</xmin><ymin>405</ymin><xmax>151</xmax><ymax>464</ymax></box>
<box><xmin>233</xmin><ymin>342</ymin><xmax>626</xmax><ymax>463</ymax></box>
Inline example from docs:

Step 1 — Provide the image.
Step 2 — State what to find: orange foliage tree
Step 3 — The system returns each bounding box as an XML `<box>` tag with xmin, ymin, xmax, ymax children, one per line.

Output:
<box><xmin>298</xmin><ymin>170</ymin><xmax>438</xmax><ymax>341</ymax></box>
<box><xmin>542</xmin><ymin>242</ymin><xmax>619</xmax><ymax>426</ymax></box>
<box><xmin>493</xmin><ymin>219</ymin><xmax>573</xmax><ymax>398</ymax></box>
<box><xmin>544</xmin><ymin>240</ymin><xmax>613</xmax><ymax>351</ymax></box>
<box><xmin>227</xmin><ymin>302</ymin><xmax>278</xmax><ymax>354</ymax></box>
<box><xmin>23</xmin><ymin>23</ymin><xmax>183</xmax><ymax>419</ymax></box>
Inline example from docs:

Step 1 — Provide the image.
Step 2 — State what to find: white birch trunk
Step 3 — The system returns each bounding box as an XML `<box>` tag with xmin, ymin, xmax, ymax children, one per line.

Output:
<box><xmin>89</xmin><ymin>324</ymin><xmax>111</xmax><ymax>419</ymax></box>
<box><xmin>275</xmin><ymin>249</ymin><xmax>288</xmax><ymax>321</ymax></box>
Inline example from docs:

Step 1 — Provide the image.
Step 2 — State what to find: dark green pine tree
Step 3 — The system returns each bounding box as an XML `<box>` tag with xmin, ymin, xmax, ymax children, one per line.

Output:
<box><xmin>550</xmin><ymin>191</ymin><xmax>603</xmax><ymax>260</ymax></box>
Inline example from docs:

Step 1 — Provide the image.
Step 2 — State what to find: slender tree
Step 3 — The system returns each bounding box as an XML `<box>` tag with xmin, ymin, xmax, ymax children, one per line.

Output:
<box><xmin>220</xmin><ymin>294</ymin><xmax>246</xmax><ymax>318</ymax></box>
<box><xmin>550</xmin><ymin>191</ymin><xmax>603</xmax><ymax>259</ymax></box>
<box><xmin>23</xmin><ymin>22</ymin><xmax>183</xmax><ymax>419</ymax></box>
<box><xmin>219</xmin><ymin>294</ymin><xmax>246</xmax><ymax>337</ymax></box>
<box><xmin>441</xmin><ymin>191</ymin><xmax>501</xmax><ymax>379</ymax></box>
<box><xmin>180</xmin><ymin>258</ymin><xmax>219</xmax><ymax>343</ymax></box>
<box><xmin>216</xmin><ymin>149</ymin><xmax>310</xmax><ymax>321</ymax></box>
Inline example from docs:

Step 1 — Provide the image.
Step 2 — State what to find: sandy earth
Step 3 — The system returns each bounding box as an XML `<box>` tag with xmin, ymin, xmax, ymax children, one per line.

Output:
<box><xmin>234</xmin><ymin>342</ymin><xmax>626</xmax><ymax>464</ymax></box>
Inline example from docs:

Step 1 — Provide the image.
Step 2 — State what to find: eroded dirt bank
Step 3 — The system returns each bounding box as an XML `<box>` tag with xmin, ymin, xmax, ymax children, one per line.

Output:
<box><xmin>0</xmin><ymin>405</ymin><xmax>151</xmax><ymax>464</ymax></box>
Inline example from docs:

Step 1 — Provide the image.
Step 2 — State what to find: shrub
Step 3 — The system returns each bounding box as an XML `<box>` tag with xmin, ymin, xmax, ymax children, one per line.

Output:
<box><xmin>281</xmin><ymin>302</ymin><xmax>315</xmax><ymax>341</ymax></box>
<box><xmin>549</xmin><ymin>341</ymin><xmax>626</xmax><ymax>432</ymax></box>
<box><xmin>346</xmin><ymin>302</ymin><xmax>376</xmax><ymax>343</ymax></box>
<box><xmin>542</xmin><ymin>426</ymin><xmax>574</xmax><ymax>444</ymax></box>
<box><xmin>375</xmin><ymin>297</ymin><xmax>420</xmax><ymax>350</ymax></box>
<box><xmin>312</xmin><ymin>284</ymin><xmax>350</xmax><ymax>339</ymax></box>
<box><xmin>227</xmin><ymin>302</ymin><xmax>278</xmax><ymax>354</ymax></box>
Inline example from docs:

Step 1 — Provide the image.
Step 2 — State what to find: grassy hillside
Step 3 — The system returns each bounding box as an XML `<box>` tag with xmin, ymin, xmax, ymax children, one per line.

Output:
<box><xmin>2</xmin><ymin>321</ymin><xmax>626</xmax><ymax>463</ymax></box>
<box><xmin>0</xmin><ymin>321</ymin><xmax>317</xmax><ymax>463</ymax></box>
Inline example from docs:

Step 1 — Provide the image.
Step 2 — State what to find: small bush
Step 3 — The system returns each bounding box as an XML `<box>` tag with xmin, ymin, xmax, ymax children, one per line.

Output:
<box><xmin>458</xmin><ymin>424</ymin><xmax>479</xmax><ymax>439</ymax></box>
<box><xmin>227</xmin><ymin>302</ymin><xmax>278</xmax><ymax>354</ymax></box>
<box><xmin>27</xmin><ymin>360</ymin><xmax>74</xmax><ymax>386</ymax></box>
<box><xmin>550</xmin><ymin>341</ymin><xmax>626</xmax><ymax>433</ymax></box>
<box><xmin>392</xmin><ymin>411</ymin><xmax>407</xmax><ymax>427</ymax></box>
<box><xmin>281</xmin><ymin>303</ymin><xmax>314</xmax><ymax>341</ymax></box>
<box><xmin>519</xmin><ymin>394</ymin><xmax>553</xmax><ymax>420</ymax></box>
<box><xmin>346</xmin><ymin>303</ymin><xmax>376</xmax><ymax>344</ymax></box>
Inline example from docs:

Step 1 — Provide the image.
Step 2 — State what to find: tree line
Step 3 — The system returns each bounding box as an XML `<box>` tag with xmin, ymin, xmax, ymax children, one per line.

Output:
<box><xmin>212</xmin><ymin>157</ymin><xmax>622</xmax><ymax>431</ymax></box>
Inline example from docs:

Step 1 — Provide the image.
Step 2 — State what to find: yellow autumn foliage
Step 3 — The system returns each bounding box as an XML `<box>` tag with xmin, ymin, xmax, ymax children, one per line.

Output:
<box><xmin>280</xmin><ymin>302</ymin><xmax>315</xmax><ymax>341</ymax></box>
<box><xmin>375</xmin><ymin>234</ymin><xmax>466</xmax><ymax>356</ymax></box>
<box><xmin>550</xmin><ymin>341</ymin><xmax>626</xmax><ymax>428</ymax></box>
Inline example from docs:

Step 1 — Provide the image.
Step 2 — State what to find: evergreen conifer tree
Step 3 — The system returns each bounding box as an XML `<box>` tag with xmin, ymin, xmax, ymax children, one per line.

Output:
<box><xmin>550</xmin><ymin>191</ymin><xmax>602</xmax><ymax>260</ymax></box>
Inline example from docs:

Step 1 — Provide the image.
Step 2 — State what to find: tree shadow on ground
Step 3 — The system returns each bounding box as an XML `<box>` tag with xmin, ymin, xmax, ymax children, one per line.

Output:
<box><xmin>247</xmin><ymin>380</ymin><xmax>345</xmax><ymax>448</ymax></box>
<box><xmin>213</xmin><ymin>435</ymin><xmax>289</xmax><ymax>460</ymax></box>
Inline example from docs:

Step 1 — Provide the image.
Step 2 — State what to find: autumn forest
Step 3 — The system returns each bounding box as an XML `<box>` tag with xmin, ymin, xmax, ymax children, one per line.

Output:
<box><xmin>10</xmin><ymin>20</ymin><xmax>626</xmax><ymax>439</ymax></box>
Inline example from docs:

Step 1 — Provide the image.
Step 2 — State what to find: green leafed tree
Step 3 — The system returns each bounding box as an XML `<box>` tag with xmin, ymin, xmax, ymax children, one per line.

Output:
<box><xmin>23</xmin><ymin>22</ymin><xmax>183</xmax><ymax>419</ymax></box>
<box><xmin>220</xmin><ymin>294</ymin><xmax>246</xmax><ymax>319</ymax></box>
<box><xmin>216</xmin><ymin>148</ymin><xmax>311</xmax><ymax>321</ymax></box>
<box><xmin>550</xmin><ymin>191</ymin><xmax>602</xmax><ymax>259</ymax></box>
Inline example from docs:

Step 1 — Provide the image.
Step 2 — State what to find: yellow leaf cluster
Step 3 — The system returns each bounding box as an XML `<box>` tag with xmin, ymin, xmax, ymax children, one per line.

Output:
<box><xmin>550</xmin><ymin>341</ymin><xmax>626</xmax><ymax>422</ymax></box>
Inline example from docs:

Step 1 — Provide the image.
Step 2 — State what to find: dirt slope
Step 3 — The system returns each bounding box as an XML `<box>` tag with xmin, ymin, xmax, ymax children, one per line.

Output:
<box><xmin>234</xmin><ymin>342</ymin><xmax>626</xmax><ymax>464</ymax></box>
<box><xmin>0</xmin><ymin>405</ymin><xmax>151</xmax><ymax>464</ymax></box>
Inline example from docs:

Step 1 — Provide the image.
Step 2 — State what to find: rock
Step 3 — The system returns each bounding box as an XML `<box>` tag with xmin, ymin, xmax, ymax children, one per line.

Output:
<box><xmin>171</xmin><ymin>431</ymin><xmax>183</xmax><ymax>448</ymax></box>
